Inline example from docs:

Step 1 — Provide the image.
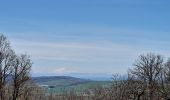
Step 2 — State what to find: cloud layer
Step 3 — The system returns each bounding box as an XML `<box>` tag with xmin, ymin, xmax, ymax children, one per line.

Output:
<box><xmin>8</xmin><ymin>35</ymin><xmax>170</xmax><ymax>75</ymax></box>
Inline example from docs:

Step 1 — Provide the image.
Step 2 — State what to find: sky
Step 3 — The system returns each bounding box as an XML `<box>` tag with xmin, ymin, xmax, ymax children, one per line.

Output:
<box><xmin>0</xmin><ymin>0</ymin><xmax>170</xmax><ymax>77</ymax></box>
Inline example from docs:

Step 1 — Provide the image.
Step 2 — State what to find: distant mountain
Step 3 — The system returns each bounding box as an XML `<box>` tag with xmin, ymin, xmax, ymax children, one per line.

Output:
<box><xmin>32</xmin><ymin>76</ymin><xmax>90</xmax><ymax>87</ymax></box>
<box><xmin>32</xmin><ymin>73</ymin><xmax>112</xmax><ymax>81</ymax></box>
<box><xmin>65</xmin><ymin>73</ymin><xmax>112</xmax><ymax>81</ymax></box>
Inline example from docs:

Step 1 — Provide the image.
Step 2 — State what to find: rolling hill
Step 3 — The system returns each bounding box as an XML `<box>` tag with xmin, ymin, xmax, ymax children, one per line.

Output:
<box><xmin>32</xmin><ymin>76</ymin><xmax>89</xmax><ymax>87</ymax></box>
<box><xmin>32</xmin><ymin>76</ymin><xmax>112</xmax><ymax>94</ymax></box>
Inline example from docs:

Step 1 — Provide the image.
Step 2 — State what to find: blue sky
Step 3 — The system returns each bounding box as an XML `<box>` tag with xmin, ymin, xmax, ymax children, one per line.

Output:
<box><xmin>0</xmin><ymin>0</ymin><xmax>170</xmax><ymax>76</ymax></box>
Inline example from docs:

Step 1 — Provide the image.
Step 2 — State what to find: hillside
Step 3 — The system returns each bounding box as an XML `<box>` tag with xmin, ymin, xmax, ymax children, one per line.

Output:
<box><xmin>32</xmin><ymin>76</ymin><xmax>112</xmax><ymax>94</ymax></box>
<box><xmin>32</xmin><ymin>76</ymin><xmax>89</xmax><ymax>87</ymax></box>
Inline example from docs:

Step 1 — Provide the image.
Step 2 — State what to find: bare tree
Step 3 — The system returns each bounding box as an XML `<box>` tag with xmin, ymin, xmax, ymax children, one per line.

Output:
<box><xmin>130</xmin><ymin>53</ymin><xmax>164</xmax><ymax>100</ymax></box>
<box><xmin>158</xmin><ymin>58</ymin><xmax>170</xmax><ymax>100</ymax></box>
<box><xmin>105</xmin><ymin>74</ymin><xmax>129</xmax><ymax>100</ymax></box>
<box><xmin>0</xmin><ymin>34</ymin><xmax>15</xmax><ymax>100</ymax></box>
<box><xmin>126</xmin><ymin>75</ymin><xmax>146</xmax><ymax>100</ymax></box>
<box><xmin>11</xmin><ymin>54</ymin><xmax>32</xmax><ymax>100</ymax></box>
<box><xmin>0</xmin><ymin>34</ymin><xmax>34</xmax><ymax>100</ymax></box>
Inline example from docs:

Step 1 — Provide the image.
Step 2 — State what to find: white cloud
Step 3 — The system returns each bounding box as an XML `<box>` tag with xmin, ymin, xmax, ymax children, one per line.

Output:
<box><xmin>10</xmin><ymin>38</ymin><xmax>170</xmax><ymax>62</ymax></box>
<box><xmin>10</xmin><ymin>39</ymin><xmax>140</xmax><ymax>62</ymax></box>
